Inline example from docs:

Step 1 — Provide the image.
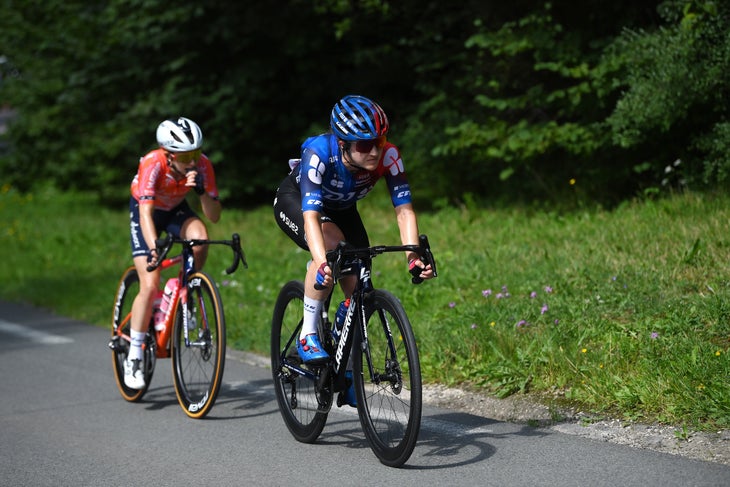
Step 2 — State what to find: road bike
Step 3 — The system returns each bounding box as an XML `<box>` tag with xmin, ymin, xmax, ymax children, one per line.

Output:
<box><xmin>109</xmin><ymin>233</ymin><xmax>247</xmax><ymax>419</ymax></box>
<box><xmin>271</xmin><ymin>234</ymin><xmax>437</xmax><ymax>467</ymax></box>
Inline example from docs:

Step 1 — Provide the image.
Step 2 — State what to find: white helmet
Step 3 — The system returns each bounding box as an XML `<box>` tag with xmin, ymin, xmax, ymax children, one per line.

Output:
<box><xmin>156</xmin><ymin>117</ymin><xmax>203</xmax><ymax>152</ymax></box>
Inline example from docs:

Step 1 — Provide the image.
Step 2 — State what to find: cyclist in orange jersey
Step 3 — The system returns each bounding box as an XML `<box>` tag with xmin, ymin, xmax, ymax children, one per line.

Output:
<box><xmin>125</xmin><ymin>117</ymin><xmax>221</xmax><ymax>389</ymax></box>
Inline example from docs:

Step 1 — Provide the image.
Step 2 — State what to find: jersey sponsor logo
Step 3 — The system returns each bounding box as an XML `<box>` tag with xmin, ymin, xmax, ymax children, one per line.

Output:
<box><xmin>279</xmin><ymin>211</ymin><xmax>300</xmax><ymax>234</ymax></box>
<box><xmin>306</xmin><ymin>155</ymin><xmax>325</xmax><ymax>185</ymax></box>
<box><xmin>130</xmin><ymin>220</ymin><xmax>142</xmax><ymax>249</ymax></box>
<box><xmin>322</xmin><ymin>188</ymin><xmax>355</xmax><ymax>201</ymax></box>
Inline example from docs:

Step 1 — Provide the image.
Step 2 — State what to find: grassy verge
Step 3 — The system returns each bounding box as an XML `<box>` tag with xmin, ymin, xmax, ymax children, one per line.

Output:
<box><xmin>1</xmin><ymin>184</ymin><xmax>728</xmax><ymax>430</ymax></box>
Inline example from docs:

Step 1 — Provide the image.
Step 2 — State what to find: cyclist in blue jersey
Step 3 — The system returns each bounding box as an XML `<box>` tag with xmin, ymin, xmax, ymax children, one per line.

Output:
<box><xmin>273</xmin><ymin>95</ymin><xmax>434</xmax><ymax>373</ymax></box>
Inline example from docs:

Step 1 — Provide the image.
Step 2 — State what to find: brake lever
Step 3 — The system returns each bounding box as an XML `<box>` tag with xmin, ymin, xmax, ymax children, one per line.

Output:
<box><xmin>409</xmin><ymin>234</ymin><xmax>438</xmax><ymax>284</ymax></box>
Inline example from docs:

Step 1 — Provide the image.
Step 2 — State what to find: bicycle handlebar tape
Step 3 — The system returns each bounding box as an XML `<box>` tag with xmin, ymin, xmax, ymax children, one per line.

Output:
<box><xmin>225</xmin><ymin>233</ymin><xmax>242</xmax><ymax>275</ymax></box>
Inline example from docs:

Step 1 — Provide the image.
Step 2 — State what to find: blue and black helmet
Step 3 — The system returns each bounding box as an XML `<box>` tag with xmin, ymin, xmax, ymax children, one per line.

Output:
<box><xmin>330</xmin><ymin>95</ymin><xmax>389</xmax><ymax>141</ymax></box>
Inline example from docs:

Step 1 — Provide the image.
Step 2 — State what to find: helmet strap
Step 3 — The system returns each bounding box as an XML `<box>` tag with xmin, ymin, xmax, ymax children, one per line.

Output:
<box><xmin>340</xmin><ymin>142</ymin><xmax>368</xmax><ymax>172</ymax></box>
<box><xmin>166</xmin><ymin>153</ymin><xmax>186</xmax><ymax>178</ymax></box>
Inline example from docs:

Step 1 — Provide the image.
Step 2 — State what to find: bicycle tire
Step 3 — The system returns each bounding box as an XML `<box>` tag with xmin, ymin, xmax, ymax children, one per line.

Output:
<box><xmin>171</xmin><ymin>271</ymin><xmax>226</xmax><ymax>419</ymax></box>
<box><xmin>271</xmin><ymin>280</ymin><xmax>329</xmax><ymax>443</ymax></box>
<box><xmin>110</xmin><ymin>266</ymin><xmax>156</xmax><ymax>401</ymax></box>
<box><xmin>352</xmin><ymin>289</ymin><xmax>422</xmax><ymax>467</ymax></box>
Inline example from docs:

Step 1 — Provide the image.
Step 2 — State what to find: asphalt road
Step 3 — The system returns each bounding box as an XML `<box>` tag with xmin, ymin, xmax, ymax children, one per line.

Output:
<box><xmin>1</xmin><ymin>300</ymin><xmax>728</xmax><ymax>487</ymax></box>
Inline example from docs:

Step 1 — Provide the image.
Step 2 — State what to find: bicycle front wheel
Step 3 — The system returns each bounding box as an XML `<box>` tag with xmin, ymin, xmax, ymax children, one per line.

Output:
<box><xmin>171</xmin><ymin>271</ymin><xmax>226</xmax><ymax>419</ymax></box>
<box><xmin>110</xmin><ymin>266</ymin><xmax>155</xmax><ymax>402</ymax></box>
<box><xmin>353</xmin><ymin>289</ymin><xmax>422</xmax><ymax>467</ymax></box>
<box><xmin>271</xmin><ymin>280</ymin><xmax>329</xmax><ymax>443</ymax></box>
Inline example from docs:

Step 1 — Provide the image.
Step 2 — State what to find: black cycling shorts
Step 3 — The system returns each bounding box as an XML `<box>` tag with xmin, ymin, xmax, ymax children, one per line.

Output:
<box><xmin>129</xmin><ymin>197</ymin><xmax>199</xmax><ymax>258</ymax></box>
<box><xmin>273</xmin><ymin>175</ymin><xmax>369</xmax><ymax>251</ymax></box>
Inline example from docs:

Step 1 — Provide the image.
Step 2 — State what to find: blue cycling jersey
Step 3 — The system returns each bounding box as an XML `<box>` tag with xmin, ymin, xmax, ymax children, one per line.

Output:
<box><xmin>295</xmin><ymin>133</ymin><xmax>412</xmax><ymax>212</ymax></box>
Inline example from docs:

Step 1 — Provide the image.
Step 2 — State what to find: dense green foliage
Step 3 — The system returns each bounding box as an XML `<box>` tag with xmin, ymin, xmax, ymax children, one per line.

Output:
<box><xmin>1</xmin><ymin>1</ymin><xmax>728</xmax><ymax>207</ymax></box>
<box><xmin>2</xmin><ymin>187</ymin><xmax>728</xmax><ymax>430</ymax></box>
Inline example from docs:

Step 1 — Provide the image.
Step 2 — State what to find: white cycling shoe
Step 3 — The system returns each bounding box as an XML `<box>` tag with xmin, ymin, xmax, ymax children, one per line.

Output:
<box><xmin>123</xmin><ymin>358</ymin><xmax>146</xmax><ymax>389</ymax></box>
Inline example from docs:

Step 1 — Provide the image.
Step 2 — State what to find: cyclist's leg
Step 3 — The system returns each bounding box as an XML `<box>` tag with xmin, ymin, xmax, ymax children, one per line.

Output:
<box><xmin>127</xmin><ymin>199</ymin><xmax>162</xmax><ymax>389</ymax></box>
<box><xmin>129</xmin><ymin>199</ymin><xmax>161</xmax><ymax>337</ymax></box>
<box><xmin>325</xmin><ymin>207</ymin><xmax>372</xmax><ymax>406</ymax></box>
<box><xmin>326</xmin><ymin>205</ymin><xmax>370</xmax><ymax>298</ymax></box>
<box><xmin>171</xmin><ymin>201</ymin><xmax>209</xmax><ymax>269</ymax></box>
<box><xmin>275</xmin><ymin>182</ymin><xmax>332</xmax><ymax>361</ymax></box>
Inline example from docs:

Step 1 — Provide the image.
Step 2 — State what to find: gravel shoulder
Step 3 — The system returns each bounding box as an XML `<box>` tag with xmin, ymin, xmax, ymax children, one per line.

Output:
<box><xmin>422</xmin><ymin>384</ymin><xmax>730</xmax><ymax>466</ymax></box>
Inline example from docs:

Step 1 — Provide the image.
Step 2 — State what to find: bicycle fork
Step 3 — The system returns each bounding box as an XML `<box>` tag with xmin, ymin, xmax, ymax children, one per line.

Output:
<box><xmin>367</xmin><ymin>307</ymin><xmax>403</xmax><ymax>394</ymax></box>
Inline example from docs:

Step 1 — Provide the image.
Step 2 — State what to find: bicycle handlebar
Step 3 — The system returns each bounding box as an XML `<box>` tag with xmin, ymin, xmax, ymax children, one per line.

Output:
<box><xmin>146</xmin><ymin>233</ymin><xmax>248</xmax><ymax>273</ymax></box>
<box><xmin>318</xmin><ymin>234</ymin><xmax>438</xmax><ymax>288</ymax></box>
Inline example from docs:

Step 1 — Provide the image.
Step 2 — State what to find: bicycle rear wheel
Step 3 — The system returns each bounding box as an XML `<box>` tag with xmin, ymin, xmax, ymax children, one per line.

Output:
<box><xmin>353</xmin><ymin>289</ymin><xmax>422</xmax><ymax>467</ymax></box>
<box><xmin>271</xmin><ymin>280</ymin><xmax>329</xmax><ymax>443</ymax></box>
<box><xmin>171</xmin><ymin>271</ymin><xmax>225</xmax><ymax>419</ymax></box>
<box><xmin>109</xmin><ymin>266</ymin><xmax>155</xmax><ymax>401</ymax></box>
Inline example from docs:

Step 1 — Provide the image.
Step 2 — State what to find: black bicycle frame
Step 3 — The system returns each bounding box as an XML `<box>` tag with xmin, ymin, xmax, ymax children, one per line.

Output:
<box><xmin>281</xmin><ymin>234</ymin><xmax>437</xmax><ymax>391</ymax></box>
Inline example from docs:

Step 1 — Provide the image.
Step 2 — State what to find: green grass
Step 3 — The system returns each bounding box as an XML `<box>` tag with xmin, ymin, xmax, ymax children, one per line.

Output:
<box><xmin>2</xmin><ymin>184</ymin><xmax>729</xmax><ymax>430</ymax></box>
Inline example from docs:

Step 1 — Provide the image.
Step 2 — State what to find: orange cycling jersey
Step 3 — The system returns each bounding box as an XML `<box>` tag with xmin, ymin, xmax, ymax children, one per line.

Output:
<box><xmin>131</xmin><ymin>148</ymin><xmax>219</xmax><ymax>211</ymax></box>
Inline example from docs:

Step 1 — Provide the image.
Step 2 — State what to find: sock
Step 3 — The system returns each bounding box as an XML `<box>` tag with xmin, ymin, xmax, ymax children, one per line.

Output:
<box><xmin>300</xmin><ymin>295</ymin><xmax>323</xmax><ymax>339</ymax></box>
<box><xmin>128</xmin><ymin>329</ymin><xmax>145</xmax><ymax>361</ymax></box>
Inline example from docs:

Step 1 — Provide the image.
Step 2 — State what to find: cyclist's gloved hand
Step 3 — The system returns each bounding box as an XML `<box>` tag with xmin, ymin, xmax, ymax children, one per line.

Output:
<box><xmin>146</xmin><ymin>249</ymin><xmax>159</xmax><ymax>271</ymax></box>
<box><xmin>185</xmin><ymin>168</ymin><xmax>205</xmax><ymax>195</ymax></box>
<box><xmin>194</xmin><ymin>172</ymin><xmax>205</xmax><ymax>195</ymax></box>
<box><xmin>409</xmin><ymin>258</ymin><xmax>423</xmax><ymax>284</ymax></box>
<box><xmin>315</xmin><ymin>262</ymin><xmax>328</xmax><ymax>288</ymax></box>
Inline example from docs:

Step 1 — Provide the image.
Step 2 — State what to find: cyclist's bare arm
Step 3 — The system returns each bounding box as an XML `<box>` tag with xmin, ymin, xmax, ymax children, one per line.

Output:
<box><xmin>394</xmin><ymin>203</ymin><xmax>434</xmax><ymax>280</ymax></box>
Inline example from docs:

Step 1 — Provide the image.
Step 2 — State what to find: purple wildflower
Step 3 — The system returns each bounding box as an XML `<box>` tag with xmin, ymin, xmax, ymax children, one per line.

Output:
<box><xmin>448</xmin><ymin>302</ymin><xmax>456</xmax><ymax>308</ymax></box>
<box><xmin>541</xmin><ymin>304</ymin><xmax>549</xmax><ymax>315</ymax></box>
<box><xmin>544</xmin><ymin>286</ymin><xmax>553</xmax><ymax>293</ymax></box>
<box><xmin>482</xmin><ymin>289</ymin><xmax>492</xmax><ymax>297</ymax></box>
<box><xmin>651</xmin><ymin>332</ymin><xmax>659</xmax><ymax>340</ymax></box>
<box><xmin>530</xmin><ymin>291</ymin><xmax>537</xmax><ymax>299</ymax></box>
